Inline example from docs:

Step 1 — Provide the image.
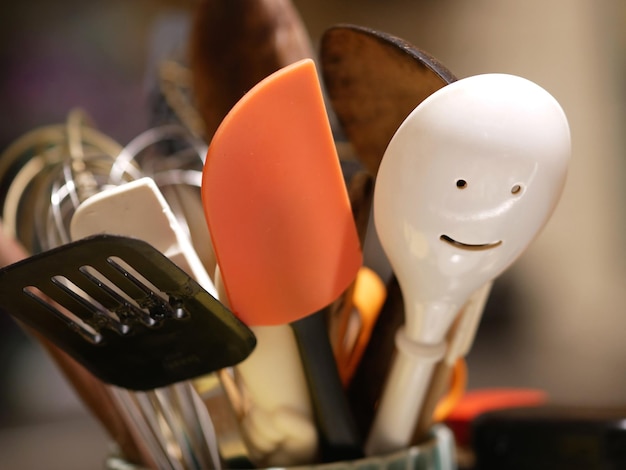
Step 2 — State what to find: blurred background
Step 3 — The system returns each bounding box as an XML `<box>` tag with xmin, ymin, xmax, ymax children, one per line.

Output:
<box><xmin>0</xmin><ymin>0</ymin><xmax>624</xmax><ymax>468</ymax></box>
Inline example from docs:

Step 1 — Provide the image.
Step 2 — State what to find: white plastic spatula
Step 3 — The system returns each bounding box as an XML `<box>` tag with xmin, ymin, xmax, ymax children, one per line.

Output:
<box><xmin>70</xmin><ymin>177</ymin><xmax>216</xmax><ymax>297</ymax></box>
<box><xmin>366</xmin><ymin>74</ymin><xmax>571</xmax><ymax>455</ymax></box>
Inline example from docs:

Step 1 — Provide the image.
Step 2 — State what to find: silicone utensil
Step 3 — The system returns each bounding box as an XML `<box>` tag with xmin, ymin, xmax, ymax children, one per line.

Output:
<box><xmin>191</xmin><ymin>9</ymin><xmax>368</xmax><ymax>455</ymax></box>
<box><xmin>289</xmin><ymin>167</ymin><xmax>369</xmax><ymax>462</ymax></box>
<box><xmin>0</xmin><ymin>234</ymin><xmax>255</xmax><ymax>390</ymax></box>
<box><xmin>203</xmin><ymin>59</ymin><xmax>361</xmax><ymax>324</ymax></box>
<box><xmin>202</xmin><ymin>58</ymin><xmax>363</xmax><ymax>462</ymax></box>
<box><xmin>335</xmin><ymin>266</ymin><xmax>387</xmax><ymax>386</ymax></box>
<box><xmin>366</xmin><ymin>74</ymin><xmax>571</xmax><ymax>455</ymax></box>
<box><xmin>290</xmin><ymin>313</ymin><xmax>363</xmax><ymax>462</ymax></box>
<box><xmin>70</xmin><ymin>177</ymin><xmax>255</xmax><ymax>469</ymax></box>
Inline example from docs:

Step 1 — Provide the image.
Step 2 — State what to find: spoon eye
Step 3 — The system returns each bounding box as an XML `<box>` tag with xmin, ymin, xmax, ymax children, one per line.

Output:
<box><xmin>456</xmin><ymin>179</ymin><xmax>467</xmax><ymax>189</ymax></box>
<box><xmin>511</xmin><ymin>184</ymin><xmax>522</xmax><ymax>195</ymax></box>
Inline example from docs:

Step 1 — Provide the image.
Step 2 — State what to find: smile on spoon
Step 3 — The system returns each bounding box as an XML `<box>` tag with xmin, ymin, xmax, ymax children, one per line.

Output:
<box><xmin>439</xmin><ymin>235</ymin><xmax>502</xmax><ymax>251</ymax></box>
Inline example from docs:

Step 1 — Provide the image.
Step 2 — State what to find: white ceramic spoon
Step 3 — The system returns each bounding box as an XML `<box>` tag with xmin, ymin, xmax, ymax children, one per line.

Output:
<box><xmin>365</xmin><ymin>73</ymin><xmax>571</xmax><ymax>455</ymax></box>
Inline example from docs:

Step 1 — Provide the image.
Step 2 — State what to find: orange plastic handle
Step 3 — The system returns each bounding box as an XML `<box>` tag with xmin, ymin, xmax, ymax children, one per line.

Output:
<box><xmin>433</xmin><ymin>358</ymin><xmax>468</xmax><ymax>422</ymax></box>
<box><xmin>335</xmin><ymin>266</ymin><xmax>386</xmax><ymax>385</ymax></box>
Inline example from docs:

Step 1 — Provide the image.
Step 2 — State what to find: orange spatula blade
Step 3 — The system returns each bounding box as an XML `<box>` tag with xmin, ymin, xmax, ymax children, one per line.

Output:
<box><xmin>202</xmin><ymin>58</ymin><xmax>362</xmax><ymax>326</ymax></box>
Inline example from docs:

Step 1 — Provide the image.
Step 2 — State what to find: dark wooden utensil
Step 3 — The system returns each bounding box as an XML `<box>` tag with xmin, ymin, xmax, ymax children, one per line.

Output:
<box><xmin>320</xmin><ymin>24</ymin><xmax>456</xmax><ymax>177</ymax></box>
<box><xmin>319</xmin><ymin>24</ymin><xmax>457</xmax><ymax>437</ymax></box>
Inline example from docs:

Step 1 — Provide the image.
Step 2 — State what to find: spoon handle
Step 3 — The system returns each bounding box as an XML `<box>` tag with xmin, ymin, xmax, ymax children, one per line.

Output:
<box><xmin>412</xmin><ymin>282</ymin><xmax>493</xmax><ymax>441</ymax></box>
<box><xmin>364</xmin><ymin>329</ymin><xmax>446</xmax><ymax>455</ymax></box>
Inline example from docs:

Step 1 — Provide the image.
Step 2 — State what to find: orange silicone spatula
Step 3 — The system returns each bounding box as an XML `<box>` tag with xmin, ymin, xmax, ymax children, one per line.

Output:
<box><xmin>202</xmin><ymin>58</ymin><xmax>361</xmax><ymax>326</ymax></box>
<box><xmin>202</xmin><ymin>58</ymin><xmax>364</xmax><ymax>462</ymax></box>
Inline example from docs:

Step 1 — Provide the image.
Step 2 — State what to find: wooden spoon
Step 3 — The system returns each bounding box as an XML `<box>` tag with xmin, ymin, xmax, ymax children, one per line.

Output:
<box><xmin>319</xmin><ymin>24</ymin><xmax>457</xmax><ymax>437</ymax></box>
<box><xmin>320</xmin><ymin>24</ymin><xmax>456</xmax><ymax>177</ymax></box>
<box><xmin>189</xmin><ymin>0</ymin><xmax>313</xmax><ymax>140</ymax></box>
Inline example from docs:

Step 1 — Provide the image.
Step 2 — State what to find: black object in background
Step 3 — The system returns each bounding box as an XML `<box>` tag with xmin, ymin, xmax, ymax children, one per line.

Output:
<box><xmin>472</xmin><ymin>405</ymin><xmax>626</xmax><ymax>470</ymax></box>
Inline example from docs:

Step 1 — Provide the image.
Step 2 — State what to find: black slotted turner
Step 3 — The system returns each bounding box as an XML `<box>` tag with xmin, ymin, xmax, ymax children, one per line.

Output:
<box><xmin>0</xmin><ymin>234</ymin><xmax>256</xmax><ymax>390</ymax></box>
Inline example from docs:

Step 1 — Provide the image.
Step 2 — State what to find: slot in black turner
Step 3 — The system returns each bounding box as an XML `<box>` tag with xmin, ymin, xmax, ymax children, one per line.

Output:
<box><xmin>0</xmin><ymin>234</ymin><xmax>256</xmax><ymax>390</ymax></box>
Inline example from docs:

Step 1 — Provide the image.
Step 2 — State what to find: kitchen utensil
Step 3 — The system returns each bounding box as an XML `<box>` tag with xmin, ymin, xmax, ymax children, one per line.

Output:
<box><xmin>227</xmin><ymin>317</ymin><xmax>319</xmax><ymax>467</ymax></box>
<box><xmin>413</xmin><ymin>282</ymin><xmax>492</xmax><ymax>440</ymax></box>
<box><xmin>70</xmin><ymin>176</ymin><xmax>256</xmax><ymax>469</ymax></box>
<box><xmin>0</xmin><ymin>111</ymin><xmax>232</xmax><ymax>468</ymax></box>
<box><xmin>202</xmin><ymin>60</ymin><xmax>361</xmax><ymax>326</ymax></box>
<box><xmin>0</xmin><ymin>233</ymin><xmax>255</xmax><ymax>390</ymax></box>
<box><xmin>0</xmin><ymin>238</ymin><xmax>191</xmax><ymax>469</ymax></box>
<box><xmin>290</xmin><ymin>314</ymin><xmax>363</xmax><ymax>462</ymax></box>
<box><xmin>288</xmin><ymin>167</ymin><xmax>369</xmax><ymax>462</ymax></box>
<box><xmin>0</xmin><ymin>110</ymin><xmax>130</xmax><ymax>252</ymax></box>
<box><xmin>366</xmin><ymin>73</ymin><xmax>571</xmax><ymax>454</ymax></box>
<box><xmin>335</xmin><ymin>266</ymin><xmax>387</xmax><ymax>386</ymax></box>
<box><xmin>190</xmin><ymin>5</ymin><xmax>362</xmax><ymax>461</ymax></box>
<box><xmin>192</xmin><ymin>371</ymin><xmax>255</xmax><ymax>469</ymax></box>
<box><xmin>211</xmin><ymin>261</ymin><xmax>320</xmax><ymax>467</ymax></box>
<box><xmin>189</xmin><ymin>0</ymin><xmax>313</xmax><ymax>140</ymax></box>
<box><xmin>202</xmin><ymin>58</ymin><xmax>363</xmax><ymax>463</ymax></box>
<box><xmin>320</xmin><ymin>24</ymin><xmax>456</xmax><ymax>177</ymax></box>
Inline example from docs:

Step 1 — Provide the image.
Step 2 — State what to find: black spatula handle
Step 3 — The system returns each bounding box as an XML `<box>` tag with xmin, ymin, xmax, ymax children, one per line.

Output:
<box><xmin>291</xmin><ymin>311</ymin><xmax>364</xmax><ymax>462</ymax></box>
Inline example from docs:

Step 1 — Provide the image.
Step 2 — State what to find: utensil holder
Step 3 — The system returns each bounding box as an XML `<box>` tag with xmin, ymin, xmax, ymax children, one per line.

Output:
<box><xmin>104</xmin><ymin>424</ymin><xmax>457</xmax><ymax>470</ymax></box>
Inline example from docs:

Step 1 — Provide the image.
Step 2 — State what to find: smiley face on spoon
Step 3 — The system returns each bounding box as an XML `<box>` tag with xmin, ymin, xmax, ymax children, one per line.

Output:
<box><xmin>439</xmin><ymin>234</ymin><xmax>502</xmax><ymax>251</ymax></box>
<box><xmin>374</xmin><ymin>73</ymin><xmax>571</xmax><ymax>313</ymax></box>
<box><xmin>437</xmin><ymin>178</ymin><xmax>522</xmax><ymax>251</ymax></box>
<box><xmin>437</xmin><ymin>178</ymin><xmax>520</xmax><ymax>251</ymax></box>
